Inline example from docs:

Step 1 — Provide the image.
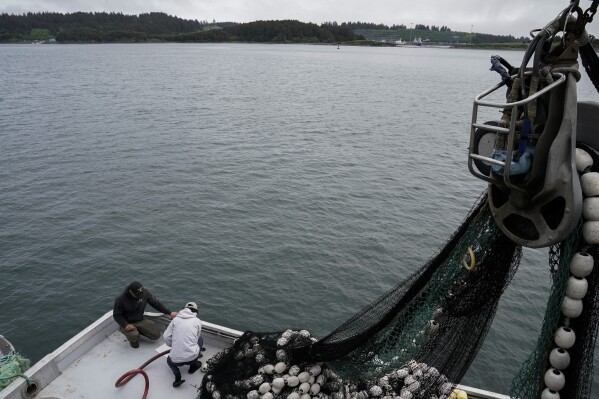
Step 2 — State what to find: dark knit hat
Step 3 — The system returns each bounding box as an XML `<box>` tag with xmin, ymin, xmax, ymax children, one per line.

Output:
<box><xmin>128</xmin><ymin>281</ymin><xmax>143</xmax><ymax>292</ymax></box>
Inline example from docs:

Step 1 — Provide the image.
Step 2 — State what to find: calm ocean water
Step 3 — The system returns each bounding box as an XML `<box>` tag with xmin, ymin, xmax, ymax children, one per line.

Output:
<box><xmin>0</xmin><ymin>42</ymin><xmax>597</xmax><ymax>395</ymax></box>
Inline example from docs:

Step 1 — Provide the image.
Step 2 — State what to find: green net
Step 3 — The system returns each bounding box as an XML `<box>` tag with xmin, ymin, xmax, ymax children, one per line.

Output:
<box><xmin>0</xmin><ymin>353</ymin><xmax>30</xmax><ymax>390</ymax></box>
<box><xmin>509</xmin><ymin>222</ymin><xmax>581</xmax><ymax>398</ymax></box>
<box><xmin>199</xmin><ymin>196</ymin><xmax>524</xmax><ymax>399</ymax></box>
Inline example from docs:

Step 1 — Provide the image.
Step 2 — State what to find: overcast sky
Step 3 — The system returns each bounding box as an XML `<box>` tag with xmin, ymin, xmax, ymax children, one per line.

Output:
<box><xmin>1</xmin><ymin>0</ymin><xmax>597</xmax><ymax>38</ymax></box>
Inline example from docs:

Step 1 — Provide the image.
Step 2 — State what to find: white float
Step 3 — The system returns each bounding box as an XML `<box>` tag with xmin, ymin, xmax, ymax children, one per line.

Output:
<box><xmin>309</xmin><ymin>364</ymin><xmax>322</xmax><ymax>376</ymax></box>
<box><xmin>562</xmin><ymin>296</ymin><xmax>583</xmax><ymax>318</ymax></box>
<box><xmin>287</xmin><ymin>376</ymin><xmax>300</xmax><ymax>387</ymax></box>
<box><xmin>581</xmin><ymin>172</ymin><xmax>599</xmax><ymax>196</ymax></box>
<box><xmin>549</xmin><ymin>348</ymin><xmax>571</xmax><ymax>370</ymax></box>
<box><xmin>274</xmin><ymin>362</ymin><xmax>287</xmax><ymax>374</ymax></box>
<box><xmin>298</xmin><ymin>371</ymin><xmax>310</xmax><ymax>383</ymax></box>
<box><xmin>583</xmin><ymin>197</ymin><xmax>599</xmax><ymax>220</ymax></box>
<box><xmin>299</xmin><ymin>382</ymin><xmax>311</xmax><ymax>394</ymax></box>
<box><xmin>544</xmin><ymin>368</ymin><xmax>566</xmax><ymax>391</ymax></box>
<box><xmin>569</xmin><ymin>252</ymin><xmax>594</xmax><ymax>277</ymax></box>
<box><xmin>582</xmin><ymin>221</ymin><xmax>599</xmax><ymax>244</ymax></box>
<box><xmin>576</xmin><ymin>148</ymin><xmax>593</xmax><ymax>173</ymax></box>
<box><xmin>566</xmin><ymin>276</ymin><xmax>589</xmax><ymax>299</ymax></box>
<box><xmin>272</xmin><ymin>378</ymin><xmax>285</xmax><ymax>390</ymax></box>
<box><xmin>541</xmin><ymin>388</ymin><xmax>560</xmax><ymax>399</ymax></box>
<box><xmin>555</xmin><ymin>326</ymin><xmax>576</xmax><ymax>349</ymax></box>
<box><xmin>310</xmin><ymin>383</ymin><xmax>321</xmax><ymax>395</ymax></box>
<box><xmin>259</xmin><ymin>383</ymin><xmax>271</xmax><ymax>394</ymax></box>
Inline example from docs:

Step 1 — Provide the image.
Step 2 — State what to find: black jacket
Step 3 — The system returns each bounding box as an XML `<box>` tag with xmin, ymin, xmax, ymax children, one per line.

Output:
<box><xmin>113</xmin><ymin>288</ymin><xmax>172</xmax><ymax>328</ymax></box>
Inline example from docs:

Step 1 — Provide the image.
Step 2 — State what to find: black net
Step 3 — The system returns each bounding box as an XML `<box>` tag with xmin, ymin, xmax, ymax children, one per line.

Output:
<box><xmin>199</xmin><ymin>196</ymin><xmax>523</xmax><ymax>399</ymax></box>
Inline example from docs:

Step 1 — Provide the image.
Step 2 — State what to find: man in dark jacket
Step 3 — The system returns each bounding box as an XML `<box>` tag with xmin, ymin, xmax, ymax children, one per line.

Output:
<box><xmin>113</xmin><ymin>281</ymin><xmax>178</xmax><ymax>348</ymax></box>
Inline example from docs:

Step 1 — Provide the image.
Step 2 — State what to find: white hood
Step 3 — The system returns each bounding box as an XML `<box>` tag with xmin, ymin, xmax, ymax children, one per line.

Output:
<box><xmin>163</xmin><ymin>308</ymin><xmax>203</xmax><ymax>363</ymax></box>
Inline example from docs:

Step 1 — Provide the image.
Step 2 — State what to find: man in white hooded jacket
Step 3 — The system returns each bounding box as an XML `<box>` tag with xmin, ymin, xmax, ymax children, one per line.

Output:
<box><xmin>163</xmin><ymin>301</ymin><xmax>204</xmax><ymax>387</ymax></box>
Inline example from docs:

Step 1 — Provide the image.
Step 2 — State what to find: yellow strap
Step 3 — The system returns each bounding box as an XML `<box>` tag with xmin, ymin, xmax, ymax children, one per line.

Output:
<box><xmin>462</xmin><ymin>246</ymin><xmax>476</xmax><ymax>271</ymax></box>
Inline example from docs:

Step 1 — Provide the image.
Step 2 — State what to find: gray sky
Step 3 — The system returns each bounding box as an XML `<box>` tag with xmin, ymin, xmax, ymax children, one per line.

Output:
<box><xmin>1</xmin><ymin>0</ymin><xmax>597</xmax><ymax>38</ymax></box>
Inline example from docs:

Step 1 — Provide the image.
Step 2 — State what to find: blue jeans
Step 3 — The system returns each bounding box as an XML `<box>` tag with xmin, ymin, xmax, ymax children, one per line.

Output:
<box><xmin>166</xmin><ymin>336</ymin><xmax>204</xmax><ymax>375</ymax></box>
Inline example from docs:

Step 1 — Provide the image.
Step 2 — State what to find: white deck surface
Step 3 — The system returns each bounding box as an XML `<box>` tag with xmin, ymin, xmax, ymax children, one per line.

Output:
<box><xmin>38</xmin><ymin>330</ymin><xmax>221</xmax><ymax>399</ymax></box>
<box><xmin>0</xmin><ymin>312</ymin><xmax>240</xmax><ymax>399</ymax></box>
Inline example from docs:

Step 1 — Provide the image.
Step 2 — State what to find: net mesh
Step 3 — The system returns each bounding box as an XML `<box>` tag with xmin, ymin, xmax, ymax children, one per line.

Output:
<box><xmin>0</xmin><ymin>353</ymin><xmax>30</xmax><ymax>390</ymax></box>
<box><xmin>199</xmin><ymin>195</ymin><xmax>524</xmax><ymax>399</ymax></box>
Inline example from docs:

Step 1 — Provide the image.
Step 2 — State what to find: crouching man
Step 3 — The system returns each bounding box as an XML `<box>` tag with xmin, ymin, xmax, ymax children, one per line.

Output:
<box><xmin>113</xmin><ymin>281</ymin><xmax>178</xmax><ymax>348</ymax></box>
<box><xmin>164</xmin><ymin>301</ymin><xmax>205</xmax><ymax>387</ymax></box>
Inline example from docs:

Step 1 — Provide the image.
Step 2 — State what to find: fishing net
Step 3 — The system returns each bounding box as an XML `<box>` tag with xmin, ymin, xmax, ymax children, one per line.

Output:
<box><xmin>199</xmin><ymin>195</ymin><xmax>523</xmax><ymax>399</ymax></box>
<box><xmin>510</xmin><ymin>143</ymin><xmax>599</xmax><ymax>399</ymax></box>
<box><xmin>0</xmin><ymin>353</ymin><xmax>30</xmax><ymax>390</ymax></box>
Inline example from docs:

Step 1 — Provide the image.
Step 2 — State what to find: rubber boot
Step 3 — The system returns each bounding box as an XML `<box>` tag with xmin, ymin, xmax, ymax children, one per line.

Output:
<box><xmin>173</xmin><ymin>372</ymin><xmax>185</xmax><ymax>387</ymax></box>
<box><xmin>188</xmin><ymin>360</ymin><xmax>202</xmax><ymax>374</ymax></box>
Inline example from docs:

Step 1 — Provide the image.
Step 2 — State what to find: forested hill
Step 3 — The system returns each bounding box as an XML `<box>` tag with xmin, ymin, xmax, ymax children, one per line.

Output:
<box><xmin>0</xmin><ymin>12</ymin><xmax>360</xmax><ymax>43</ymax></box>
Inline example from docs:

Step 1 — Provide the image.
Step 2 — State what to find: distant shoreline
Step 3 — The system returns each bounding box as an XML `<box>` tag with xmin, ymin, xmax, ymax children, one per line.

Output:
<box><xmin>2</xmin><ymin>39</ymin><xmax>532</xmax><ymax>50</ymax></box>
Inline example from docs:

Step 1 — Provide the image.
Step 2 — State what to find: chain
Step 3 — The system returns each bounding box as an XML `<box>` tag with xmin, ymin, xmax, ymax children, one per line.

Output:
<box><xmin>582</xmin><ymin>0</ymin><xmax>599</xmax><ymax>24</ymax></box>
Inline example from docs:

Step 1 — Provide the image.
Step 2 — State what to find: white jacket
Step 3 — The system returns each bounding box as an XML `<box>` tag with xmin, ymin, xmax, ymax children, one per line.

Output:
<box><xmin>163</xmin><ymin>308</ymin><xmax>203</xmax><ymax>363</ymax></box>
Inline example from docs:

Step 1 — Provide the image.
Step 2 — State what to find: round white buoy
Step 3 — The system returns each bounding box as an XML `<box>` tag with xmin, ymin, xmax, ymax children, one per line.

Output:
<box><xmin>259</xmin><ymin>383</ymin><xmax>271</xmax><ymax>394</ymax></box>
<box><xmin>316</xmin><ymin>375</ymin><xmax>326</xmax><ymax>385</ymax></box>
<box><xmin>576</xmin><ymin>148</ymin><xmax>593</xmax><ymax>173</ymax></box>
<box><xmin>248</xmin><ymin>390</ymin><xmax>260</xmax><ymax>399</ymax></box>
<box><xmin>582</xmin><ymin>221</ymin><xmax>599</xmax><ymax>244</ymax></box>
<box><xmin>583</xmin><ymin>197</ymin><xmax>599</xmax><ymax>221</ymax></box>
<box><xmin>274</xmin><ymin>362</ymin><xmax>287</xmax><ymax>374</ymax></box>
<box><xmin>287</xmin><ymin>376</ymin><xmax>300</xmax><ymax>387</ymax></box>
<box><xmin>300</xmin><ymin>394</ymin><xmax>310</xmax><ymax>399</ymax></box>
<box><xmin>566</xmin><ymin>276</ymin><xmax>589</xmax><ymax>299</ymax></box>
<box><xmin>289</xmin><ymin>365</ymin><xmax>301</xmax><ymax>376</ymax></box>
<box><xmin>544</xmin><ymin>368</ymin><xmax>566</xmax><ymax>391</ymax></box>
<box><xmin>263</xmin><ymin>394</ymin><xmax>274</xmax><ymax>399</ymax></box>
<box><xmin>287</xmin><ymin>393</ymin><xmax>300</xmax><ymax>399</ymax></box>
<box><xmin>581</xmin><ymin>172</ymin><xmax>599</xmax><ymax>196</ymax></box>
<box><xmin>555</xmin><ymin>326</ymin><xmax>576</xmax><ymax>349</ymax></box>
<box><xmin>299</xmin><ymin>382</ymin><xmax>311</xmax><ymax>394</ymax></box>
<box><xmin>569</xmin><ymin>252</ymin><xmax>594</xmax><ymax>278</ymax></box>
<box><xmin>263</xmin><ymin>364</ymin><xmax>275</xmax><ymax>374</ymax></box>
<box><xmin>309</xmin><ymin>364</ymin><xmax>322</xmax><ymax>376</ymax></box>
<box><xmin>310</xmin><ymin>383</ymin><xmax>321</xmax><ymax>395</ymax></box>
<box><xmin>549</xmin><ymin>348</ymin><xmax>570</xmax><ymax>370</ymax></box>
<box><xmin>272</xmin><ymin>378</ymin><xmax>285</xmax><ymax>390</ymax></box>
<box><xmin>541</xmin><ymin>388</ymin><xmax>560</xmax><ymax>399</ymax></box>
<box><xmin>298</xmin><ymin>372</ymin><xmax>310</xmax><ymax>383</ymax></box>
<box><xmin>562</xmin><ymin>296</ymin><xmax>583</xmax><ymax>318</ymax></box>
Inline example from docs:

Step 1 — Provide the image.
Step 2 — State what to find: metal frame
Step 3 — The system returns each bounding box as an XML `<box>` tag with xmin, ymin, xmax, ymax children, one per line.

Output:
<box><xmin>467</xmin><ymin>71</ymin><xmax>566</xmax><ymax>192</ymax></box>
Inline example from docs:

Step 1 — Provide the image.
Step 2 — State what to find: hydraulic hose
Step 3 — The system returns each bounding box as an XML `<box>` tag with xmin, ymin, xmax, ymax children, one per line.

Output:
<box><xmin>115</xmin><ymin>349</ymin><xmax>171</xmax><ymax>399</ymax></box>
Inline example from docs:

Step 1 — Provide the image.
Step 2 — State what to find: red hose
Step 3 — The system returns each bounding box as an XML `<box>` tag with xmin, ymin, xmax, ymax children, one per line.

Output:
<box><xmin>115</xmin><ymin>349</ymin><xmax>171</xmax><ymax>399</ymax></box>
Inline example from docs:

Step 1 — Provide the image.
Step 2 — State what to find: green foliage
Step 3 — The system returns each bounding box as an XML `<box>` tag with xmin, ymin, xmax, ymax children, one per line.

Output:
<box><xmin>0</xmin><ymin>13</ymin><xmax>359</xmax><ymax>44</ymax></box>
<box><xmin>222</xmin><ymin>20</ymin><xmax>350</xmax><ymax>43</ymax></box>
<box><xmin>26</xmin><ymin>28</ymin><xmax>51</xmax><ymax>40</ymax></box>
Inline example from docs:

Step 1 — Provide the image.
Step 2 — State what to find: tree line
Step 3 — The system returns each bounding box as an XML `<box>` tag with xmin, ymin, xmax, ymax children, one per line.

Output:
<box><xmin>0</xmin><ymin>12</ymin><xmax>361</xmax><ymax>43</ymax></box>
<box><xmin>345</xmin><ymin>22</ymin><xmax>451</xmax><ymax>32</ymax></box>
<box><xmin>0</xmin><ymin>11</ymin><xmax>534</xmax><ymax>44</ymax></box>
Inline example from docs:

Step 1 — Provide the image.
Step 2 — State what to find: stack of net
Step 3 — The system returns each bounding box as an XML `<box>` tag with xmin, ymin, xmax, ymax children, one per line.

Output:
<box><xmin>0</xmin><ymin>353</ymin><xmax>30</xmax><ymax>390</ymax></box>
<box><xmin>200</xmin><ymin>195</ymin><xmax>523</xmax><ymax>399</ymax></box>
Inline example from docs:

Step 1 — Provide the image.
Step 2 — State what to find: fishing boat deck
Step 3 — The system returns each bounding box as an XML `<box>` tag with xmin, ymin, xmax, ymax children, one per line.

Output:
<box><xmin>0</xmin><ymin>312</ymin><xmax>240</xmax><ymax>399</ymax></box>
<box><xmin>0</xmin><ymin>312</ymin><xmax>509</xmax><ymax>399</ymax></box>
